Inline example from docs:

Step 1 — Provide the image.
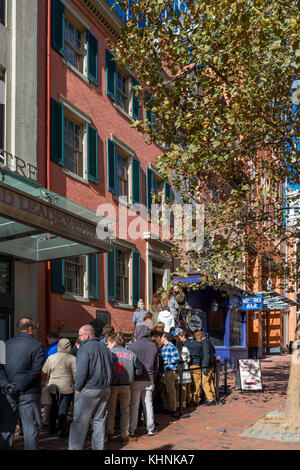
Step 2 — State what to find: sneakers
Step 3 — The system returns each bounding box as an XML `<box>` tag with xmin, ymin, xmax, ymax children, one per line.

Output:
<box><xmin>148</xmin><ymin>428</ymin><xmax>159</xmax><ymax>436</ymax></box>
<box><xmin>205</xmin><ymin>400</ymin><xmax>217</xmax><ymax>406</ymax></box>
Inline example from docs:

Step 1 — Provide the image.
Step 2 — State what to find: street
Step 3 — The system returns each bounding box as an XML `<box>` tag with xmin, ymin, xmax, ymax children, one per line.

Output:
<box><xmin>14</xmin><ymin>354</ymin><xmax>297</xmax><ymax>451</ymax></box>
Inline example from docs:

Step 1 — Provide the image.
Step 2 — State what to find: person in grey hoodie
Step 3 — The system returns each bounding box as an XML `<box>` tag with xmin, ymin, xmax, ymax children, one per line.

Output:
<box><xmin>68</xmin><ymin>324</ymin><xmax>113</xmax><ymax>451</ymax></box>
<box><xmin>106</xmin><ymin>332</ymin><xmax>144</xmax><ymax>443</ymax></box>
<box><xmin>127</xmin><ymin>325</ymin><xmax>159</xmax><ymax>437</ymax></box>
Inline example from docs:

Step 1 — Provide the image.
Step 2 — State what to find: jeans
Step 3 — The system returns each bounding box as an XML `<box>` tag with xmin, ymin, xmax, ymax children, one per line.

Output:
<box><xmin>68</xmin><ymin>387</ymin><xmax>110</xmax><ymax>450</ymax></box>
<box><xmin>129</xmin><ymin>381</ymin><xmax>155</xmax><ymax>434</ymax></box>
<box><xmin>0</xmin><ymin>393</ymin><xmax>41</xmax><ymax>450</ymax></box>
<box><xmin>50</xmin><ymin>392</ymin><xmax>73</xmax><ymax>434</ymax></box>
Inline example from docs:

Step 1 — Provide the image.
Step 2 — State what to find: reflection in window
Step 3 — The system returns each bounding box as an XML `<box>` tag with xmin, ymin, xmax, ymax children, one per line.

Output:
<box><xmin>65</xmin><ymin>256</ymin><xmax>84</xmax><ymax>296</ymax></box>
<box><xmin>0</xmin><ymin>0</ymin><xmax>5</xmax><ymax>26</ymax></box>
<box><xmin>116</xmin><ymin>249</ymin><xmax>129</xmax><ymax>304</ymax></box>
<box><xmin>116</xmin><ymin>153</ymin><xmax>129</xmax><ymax>199</ymax></box>
<box><xmin>116</xmin><ymin>70</ymin><xmax>129</xmax><ymax>114</ymax></box>
<box><xmin>230</xmin><ymin>310</ymin><xmax>242</xmax><ymax>346</ymax></box>
<box><xmin>64</xmin><ymin>116</ymin><xmax>83</xmax><ymax>177</ymax></box>
<box><xmin>208</xmin><ymin>308</ymin><xmax>225</xmax><ymax>347</ymax></box>
<box><xmin>65</xmin><ymin>18</ymin><xmax>84</xmax><ymax>73</ymax></box>
<box><xmin>0</xmin><ymin>260</ymin><xmax>11</xmax><ymax>294</ymax></box>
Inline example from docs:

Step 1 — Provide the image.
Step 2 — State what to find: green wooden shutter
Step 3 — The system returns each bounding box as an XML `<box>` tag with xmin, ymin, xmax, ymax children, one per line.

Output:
<box><xmin>87</xmin><ymin>124</ymin><xmax>98</xmax><ymax>183</ymax></box>
<box><xmin>132</xmin><ymin>78</ymin><xmax>140</xmax><ymax>120</ymax></box>
<box><xmin>52</xmin><ymin>0</ymin><xmax>65</xmax><ymax>56</ymax></box>
<box><xmin>50</xmin><ymin>98</ymin><xmax>65</xmax><ymax>166</ymax></box>
<box><xmin>132</xmin><ymin>251</ymin><xmax>141</xmax><ymax>307</ymax></box>
<box><xmin>87</xmin><ymin>31</ymin><xmax>98</xmax><ymax>86</ymax></box>
<box><xmin>106</xmin><ymin>50</ymin><xmax>116</xmax><ymax>100</ymax></box>
<box><xmin>146</xmin><ymin>167</ymin><xmax>153</xmax><ymax>212</ymax></box>
<box><xmin>131</xmin><ymin>157</ymin><xmax>141</xmax><ymax>205</ymax></box>
<box><xmin>106</xmin><ymin>243</ymin><xmax>116</xmax><ymax>301</ymax></box>
<box><xmin>164</xmin><ymin>181</ymin><xmax>172</xmax><ymax>202</ymax></box>
<box><xmin>51</xmin><ymin>259</ymin><xmax>65</xmax><ymax>293</ymax></box>
<box><xmin>87</xmin><ymin>254</ymin><xmax>99</xmax><ymax>299</ymax></box>
<box><xmin>145</xmin><ymin>91</ymin><xmax>152</xmax><ymax>124</ymax></box>
<box><xmin>107</xmin><ymin>138</ymin><xmax>116</xmax><ymax>194</ymax></box>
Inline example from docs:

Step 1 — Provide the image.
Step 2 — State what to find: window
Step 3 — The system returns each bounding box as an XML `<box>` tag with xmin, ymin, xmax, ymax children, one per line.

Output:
<box><xmin>208</xmin><ymin>308</ymin><xmax>226</xmax><ymax>347</ymax></box>
<box><xmin>0</xmin><ymin>0</ymin><xmax>5</xmax><ymax>26</ymax></box>
<box><xmin>106</xmin><ymin>243</ymin><xmax>141</xmax><ymax>306</ymax></box>
<box><xmin>0</xmin><ymin>259</ymin><xmax>11</xmax><ymax>294</ymax></box>
<box><xmin>65</xmin><ymin>256</ymin><xmax>85</xmax><ymax>296</ymax></box>
<box><xmin>0</xmin><ymin>72</ymin><xmax>4</xmax><ymax>151</ymax></box>
<box><xmin>52</xmin><ymin>0</ymin><xmax>98</xmax><ymax>85</ymax></box>
<box><xmin>65</xmin><ymin>17</ymin><xmax>85</xmax><ymax>74</ymax></box>
<box><xmin>107</xmin><ymin>138</ymin><xmax>141</xmax><ymax>204</ymax></box>
<box><xmin>152</xmin><ymin>176</ymin><xmax>163</xmax><ymax>204</ymax></box>
<box><xmin>230</xmin><ymin>310</ymin><xmax>243</xmax><ymax>346</ymax></box>
<box><xmin>51</xmin><ymin>98</ymin><xmax>99</xmax><ymax>183</ymax></box>
<box><xmin>116</xmin><ymin>152</ymin><xmax>129</xmax><ymax>199</ymax></box>
<box><xmin>106</xmin><ymin>50</ymin><xmax>140</xmax><ymax>120</ymax></box>
<box><xmin>64</xmin><ymin>115</ymin><xmax>84</xmax><ymax>177</ymax></box>
<box><xmin>116</xmin><ymin>70</ymin><xmax>130</xmax><ymax>114</ymax></box>
<box><xmin>116</xmin><ymin>249</ymin><xmax>129</xmax><ymax>303</ymax></box>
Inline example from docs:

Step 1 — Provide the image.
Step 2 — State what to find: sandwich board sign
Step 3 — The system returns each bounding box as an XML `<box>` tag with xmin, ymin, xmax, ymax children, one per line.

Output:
<box><xmin>238</xmin><ymin>359</ymin><xmax>263</xmax><ymax>392</ymax></box>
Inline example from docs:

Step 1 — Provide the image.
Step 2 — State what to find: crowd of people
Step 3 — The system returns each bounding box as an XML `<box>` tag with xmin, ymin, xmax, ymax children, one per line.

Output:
<box><xmin>0</xmin><ymin>288</ymin><xmax>221</xmax><ymax>451</ymax></box>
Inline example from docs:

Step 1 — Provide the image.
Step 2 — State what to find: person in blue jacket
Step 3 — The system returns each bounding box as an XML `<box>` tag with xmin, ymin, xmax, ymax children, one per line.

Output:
<box><xmin>44</xmin><ymin>332</ymin><xmax>60</xmax><ymax>362</ymax></box>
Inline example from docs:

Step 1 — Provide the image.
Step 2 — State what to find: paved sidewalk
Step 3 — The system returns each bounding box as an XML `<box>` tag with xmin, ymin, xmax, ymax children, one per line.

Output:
<box><xmin>14</xmin><ymin>354</ymin><xmax>298</xmax><ymax>450</ymax></box>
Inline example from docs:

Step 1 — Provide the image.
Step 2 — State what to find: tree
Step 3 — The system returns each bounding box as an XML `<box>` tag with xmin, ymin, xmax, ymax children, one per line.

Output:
<box><xmin>109</xmin><ymin>0</ymin><xmax>300</xmax><ymax>431</ymax></box>
<box><xmin>109</xmin><ymin>0</ymin><xmax>299</xmax><ymax>291</ymax></box>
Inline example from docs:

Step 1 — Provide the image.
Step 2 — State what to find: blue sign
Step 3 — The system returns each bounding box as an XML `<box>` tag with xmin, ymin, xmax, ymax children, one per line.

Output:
<box><xmin>242</xmin><ymin>296</ymin><xmax>263</xmax><ymax>310</ymax></box>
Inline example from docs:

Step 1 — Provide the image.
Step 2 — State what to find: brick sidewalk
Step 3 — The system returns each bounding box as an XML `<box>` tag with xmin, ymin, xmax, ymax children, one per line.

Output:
<box><xmin>14</xmin><ymin>354</ymin><xmax>298</xmax><ymax>450</ymax></box>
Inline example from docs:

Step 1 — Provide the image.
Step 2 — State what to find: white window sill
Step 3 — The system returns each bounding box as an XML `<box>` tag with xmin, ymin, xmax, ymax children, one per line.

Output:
<box><xmin>62</xmin><ymin>168</ymin><xmax>89</xmax><ymax>185</ymax></box>
<box><xmin>114</xmin><ymin>302</ymin><xmax>134</xmax><ymax>310</ymax></box>
<box><xmin>62</xmin><ymin>58</ymin><xmax>89</xmax><ymax>84</ymax></box>
<box><xmin>63</xmin><ymin>293</ymin><xmax>90</xmax><ymax>303</ymax></box>
<box><xmin>113</xmin><ymin>102</ymin><xmax>133</xmax><ymax>122</ymax></box>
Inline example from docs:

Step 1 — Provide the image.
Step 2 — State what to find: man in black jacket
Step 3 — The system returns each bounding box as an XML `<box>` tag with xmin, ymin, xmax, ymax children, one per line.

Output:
<box><xmin>68</xmin><ymin>324</ymin><xmax>113</xmax><ymax>450</ymax></box>
<box><xmin>194</xmin><ymin>331</ymin><xmax>217</xmax><ymax>405</ymax></box>
<box><xmin>183</xmin><ymin>331</ymin><xmax>203</xmax><ymax>405</ymax></box>
<box><xmin>0</xmin><ymin>318</ymin><xmax>44</xmax><ymax>450</ymax></box>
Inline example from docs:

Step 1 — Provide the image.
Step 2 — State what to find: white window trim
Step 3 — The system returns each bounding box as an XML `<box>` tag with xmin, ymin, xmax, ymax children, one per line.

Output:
<box><xmin>64</xmin><ymin>255</ymin><xmax>88</xmax><ymax>299</ymax></box>
<box><xmin>63</xmin><ymin>8</ymin><xmax>88</xmax><ymax>78</ymax></box>
<box><xmin>61</xmin><ymin>0</ymin><xmax>91</xmax><ymax>30</ymax></box>
<box><xmin>63</xmin><ymin>107</ymin><xmax>87</xmax><ymax>181</ymax></box>
<box><xmin>115</xmin><ymin>245</ymin><xmax>132</xmax><ymax>306</ymax></box>
<box><xmin>59</xmin><ymin>94</ymin><xmax>91</xmax><ymax>123</ymax></box>
<box><xmin>111</xmin><ymin>135</ymin><xmax>136</xmax><ymax>205</ymax></box>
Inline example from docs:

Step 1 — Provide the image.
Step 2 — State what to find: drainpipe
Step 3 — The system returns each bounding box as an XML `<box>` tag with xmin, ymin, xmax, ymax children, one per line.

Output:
<box><xmin>45</xmin><ymin>0</ymin><xmax>51</xmax><ymax>337</ymax></box>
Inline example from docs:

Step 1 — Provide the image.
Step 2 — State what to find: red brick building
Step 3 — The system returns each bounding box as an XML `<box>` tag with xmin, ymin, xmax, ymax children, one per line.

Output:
<box><xmin>36</xmin><ymin>0</ymin><xmax>173</xmax><ymax>343</ymax></box>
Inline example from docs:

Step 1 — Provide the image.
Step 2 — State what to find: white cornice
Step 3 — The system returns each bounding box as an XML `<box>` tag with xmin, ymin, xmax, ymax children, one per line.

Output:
<box><xmin>79</xmin><ymin>0</ymin><xmax>123</xmax><ymax>39</ymax></box>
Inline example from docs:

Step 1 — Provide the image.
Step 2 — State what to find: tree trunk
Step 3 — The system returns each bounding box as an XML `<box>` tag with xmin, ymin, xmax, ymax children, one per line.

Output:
<box><xmin>282</xmin><ymin>317</ymin><xmax>300</xmax><ymax>430</ymax></box>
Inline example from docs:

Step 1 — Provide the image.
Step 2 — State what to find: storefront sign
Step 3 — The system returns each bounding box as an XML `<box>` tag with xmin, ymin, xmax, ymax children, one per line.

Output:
<box><xmin>0</xmin><ymin>186</ymin><xmax>95</xmax><ymax>239</ymax></box>
<box><xmin>242</xmin><ymin>296</ymin><xmax>262</xmax><ymax>310</ymax></box>
<box><xmin>238</xmin><ymin>359</ymin><xmax>263</xmax><ymax>392</ymax></box>
<box><xmin>0</xmin><ymin>149</ymin><xmax>38</xmax><ymax>181</ymax></box>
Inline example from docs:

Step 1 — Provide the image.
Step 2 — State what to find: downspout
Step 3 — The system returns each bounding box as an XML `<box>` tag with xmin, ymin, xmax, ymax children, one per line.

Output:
<box><xmin>46</xmin><ymin>0</ymin><xmax>51</xmax><ymax>336</ymax></box>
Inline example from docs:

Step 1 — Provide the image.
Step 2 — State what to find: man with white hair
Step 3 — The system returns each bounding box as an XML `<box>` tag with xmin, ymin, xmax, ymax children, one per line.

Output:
<box><xmin>68</xmin><ymin>324</ymin><xmax>113</xmax><ymax>450</ymax></box>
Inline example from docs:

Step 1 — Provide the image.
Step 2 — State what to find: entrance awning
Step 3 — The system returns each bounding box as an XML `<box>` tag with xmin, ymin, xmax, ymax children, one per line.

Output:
<box><xmin>254</xmin><ymin>290</ymin><xmax>299</xmax><ymax>310</ymax></box>
<box><xmin>0</xmin><ymin>170</ymin><xmax>115</xmax><ymax>262</ymax></box>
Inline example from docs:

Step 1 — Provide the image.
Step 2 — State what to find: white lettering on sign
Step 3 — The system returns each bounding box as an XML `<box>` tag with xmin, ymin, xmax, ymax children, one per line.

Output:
<box><xmin>0</xmin><ymin>149</ymin><xmax>38</xmax><ymax>182</ymax></box>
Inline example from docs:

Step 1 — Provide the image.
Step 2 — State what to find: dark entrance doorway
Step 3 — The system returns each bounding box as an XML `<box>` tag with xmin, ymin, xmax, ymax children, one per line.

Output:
<box><xmin>0</xmin><ymin>256</ymin><xmax>14</xmax><ymax>340</ymax></box>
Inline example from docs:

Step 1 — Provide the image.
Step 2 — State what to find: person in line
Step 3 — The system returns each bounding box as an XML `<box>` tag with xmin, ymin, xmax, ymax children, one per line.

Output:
<box><xmin>183</xmin><ymin>330</ymin><xmax>203</xmax><ymax>406</ymax></box>
<box><xmin>157</xmin><ymin>303</ymin><xmax>175</xmax><ymax>333</ymax></box>
<box><xmin>132</xmin><ymin>299</ymin><xmax>148</xmax><ymax>328</ymax></box>
<box><xmin>106</xmin><ymin>332</ymin><xmax>144</xmax><ymax>444</ymax></box>
<box><xmin>148</xmin><ymin>293</ymin><xmax>163</xmax><ymax>325</ymax></box>
<box><xmin>68</xmin><ymin>324</ymin><xmax>112</xmax><ymax>450</ymax></box>
<box><xmin>175</xmin><ymin>330</ymin><xmax>192</xmax><ymax>409</ymax></box>
<box><xmin>100</xmin><ymin>325</ymin><xmax>115</xmax><ymax>345</ymax></box>
<box><xmin>173</xmin><ymin>286</ymin><xmax>187</xmax><ymax>324</ymax></box>
<box><xmin>168</xmin><ymin>290</ymin><xmax>179</xmax><ymax>320</ymax></box>
<box><xmin>142</xmin><ymin>312</ymin><xmax>154</xmax><ymax>330</ymax></box>
<box><xmin>127</xmin><ymin>325</ymin><xmax>159</xmax><ymax>437</ymax></box>
<box><xmin>160</xmin><ymin>332</ymin><xmax>181</xmax><ymax>416</ymax></box>
<box><xmin>194</xmin><ymin>331</ymin><xmax>217</xmax><ymax>406</ymax></box>
<box><xmin>0</xmin><ymin>318</ymin><xmax>44</xmax><ymax>450</ymax></box>
<box><xmin>42</xmin><ymin>338</ymin><xmax>76</xmax><ymax>438</ymax></box>
<box><xmin>44</xmin><ymin>332</ymin><xmax>60</xmax><ymax>362</ymax></box>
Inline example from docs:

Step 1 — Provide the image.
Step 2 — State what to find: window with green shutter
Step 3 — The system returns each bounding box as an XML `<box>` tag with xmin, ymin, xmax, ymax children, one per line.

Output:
<box><xmin>107</xmin><ymin>138</ymin><xmax>116</xmax><ymax>194</ymax></box>
<box><xmin>146</xmin><ymin>167</ymin><xmax>154</xmax><ymax>212</ymax></box>
<box><xmin>132</xmin><ymin>251</ymin><xmax>141</xmax><ymax>307</ymax></box>
<box><xmin>132</xmin><ymin>78</ymin><xmax>140</xmax><ymax>120</ymax></box>
<box><xmin>51</xmin><ymin>98</ymin><xmax>65</xmax><ymax>166</ymax></box>
<box><xmin>164</xmin><ymin>181</ymin><xmax>172</xmax><ymax>202</ymax></box>
<box><xmin>87</xmin><ymin>254</ymin><xmax>99</xmax><ymax>299</ymax></box>
<box><xmin>51</xmin><ymin>259</ymin><xmax>65</xmax><ymax>294</ymax></box>
<box><xmin>87</xmin><ymin>124</ymin><xmax>99</xmax><ymax>183</ymax></box>
<box><xmin>107</xmin><ymin>243</ymin><xmax>116</xmax><ymax>301</ymax></box>
<box><xmin>52</xmin><ymin>0</ymin><xmax>65</xmax><ymax>56</ymax></box>
<box><xmin>131</xmin><ymin>157</ymin><xmax>141</xmax><ymax>205</ymax></box>
<box><xmin>106</xmin><ymin>50</ymin><xmax>116</xmax><ymax>100</ymax></box>
<box><xmin>87</xmin><ymin>31</ymin><xmax>98</xmax><ymax>86</ymax></box>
